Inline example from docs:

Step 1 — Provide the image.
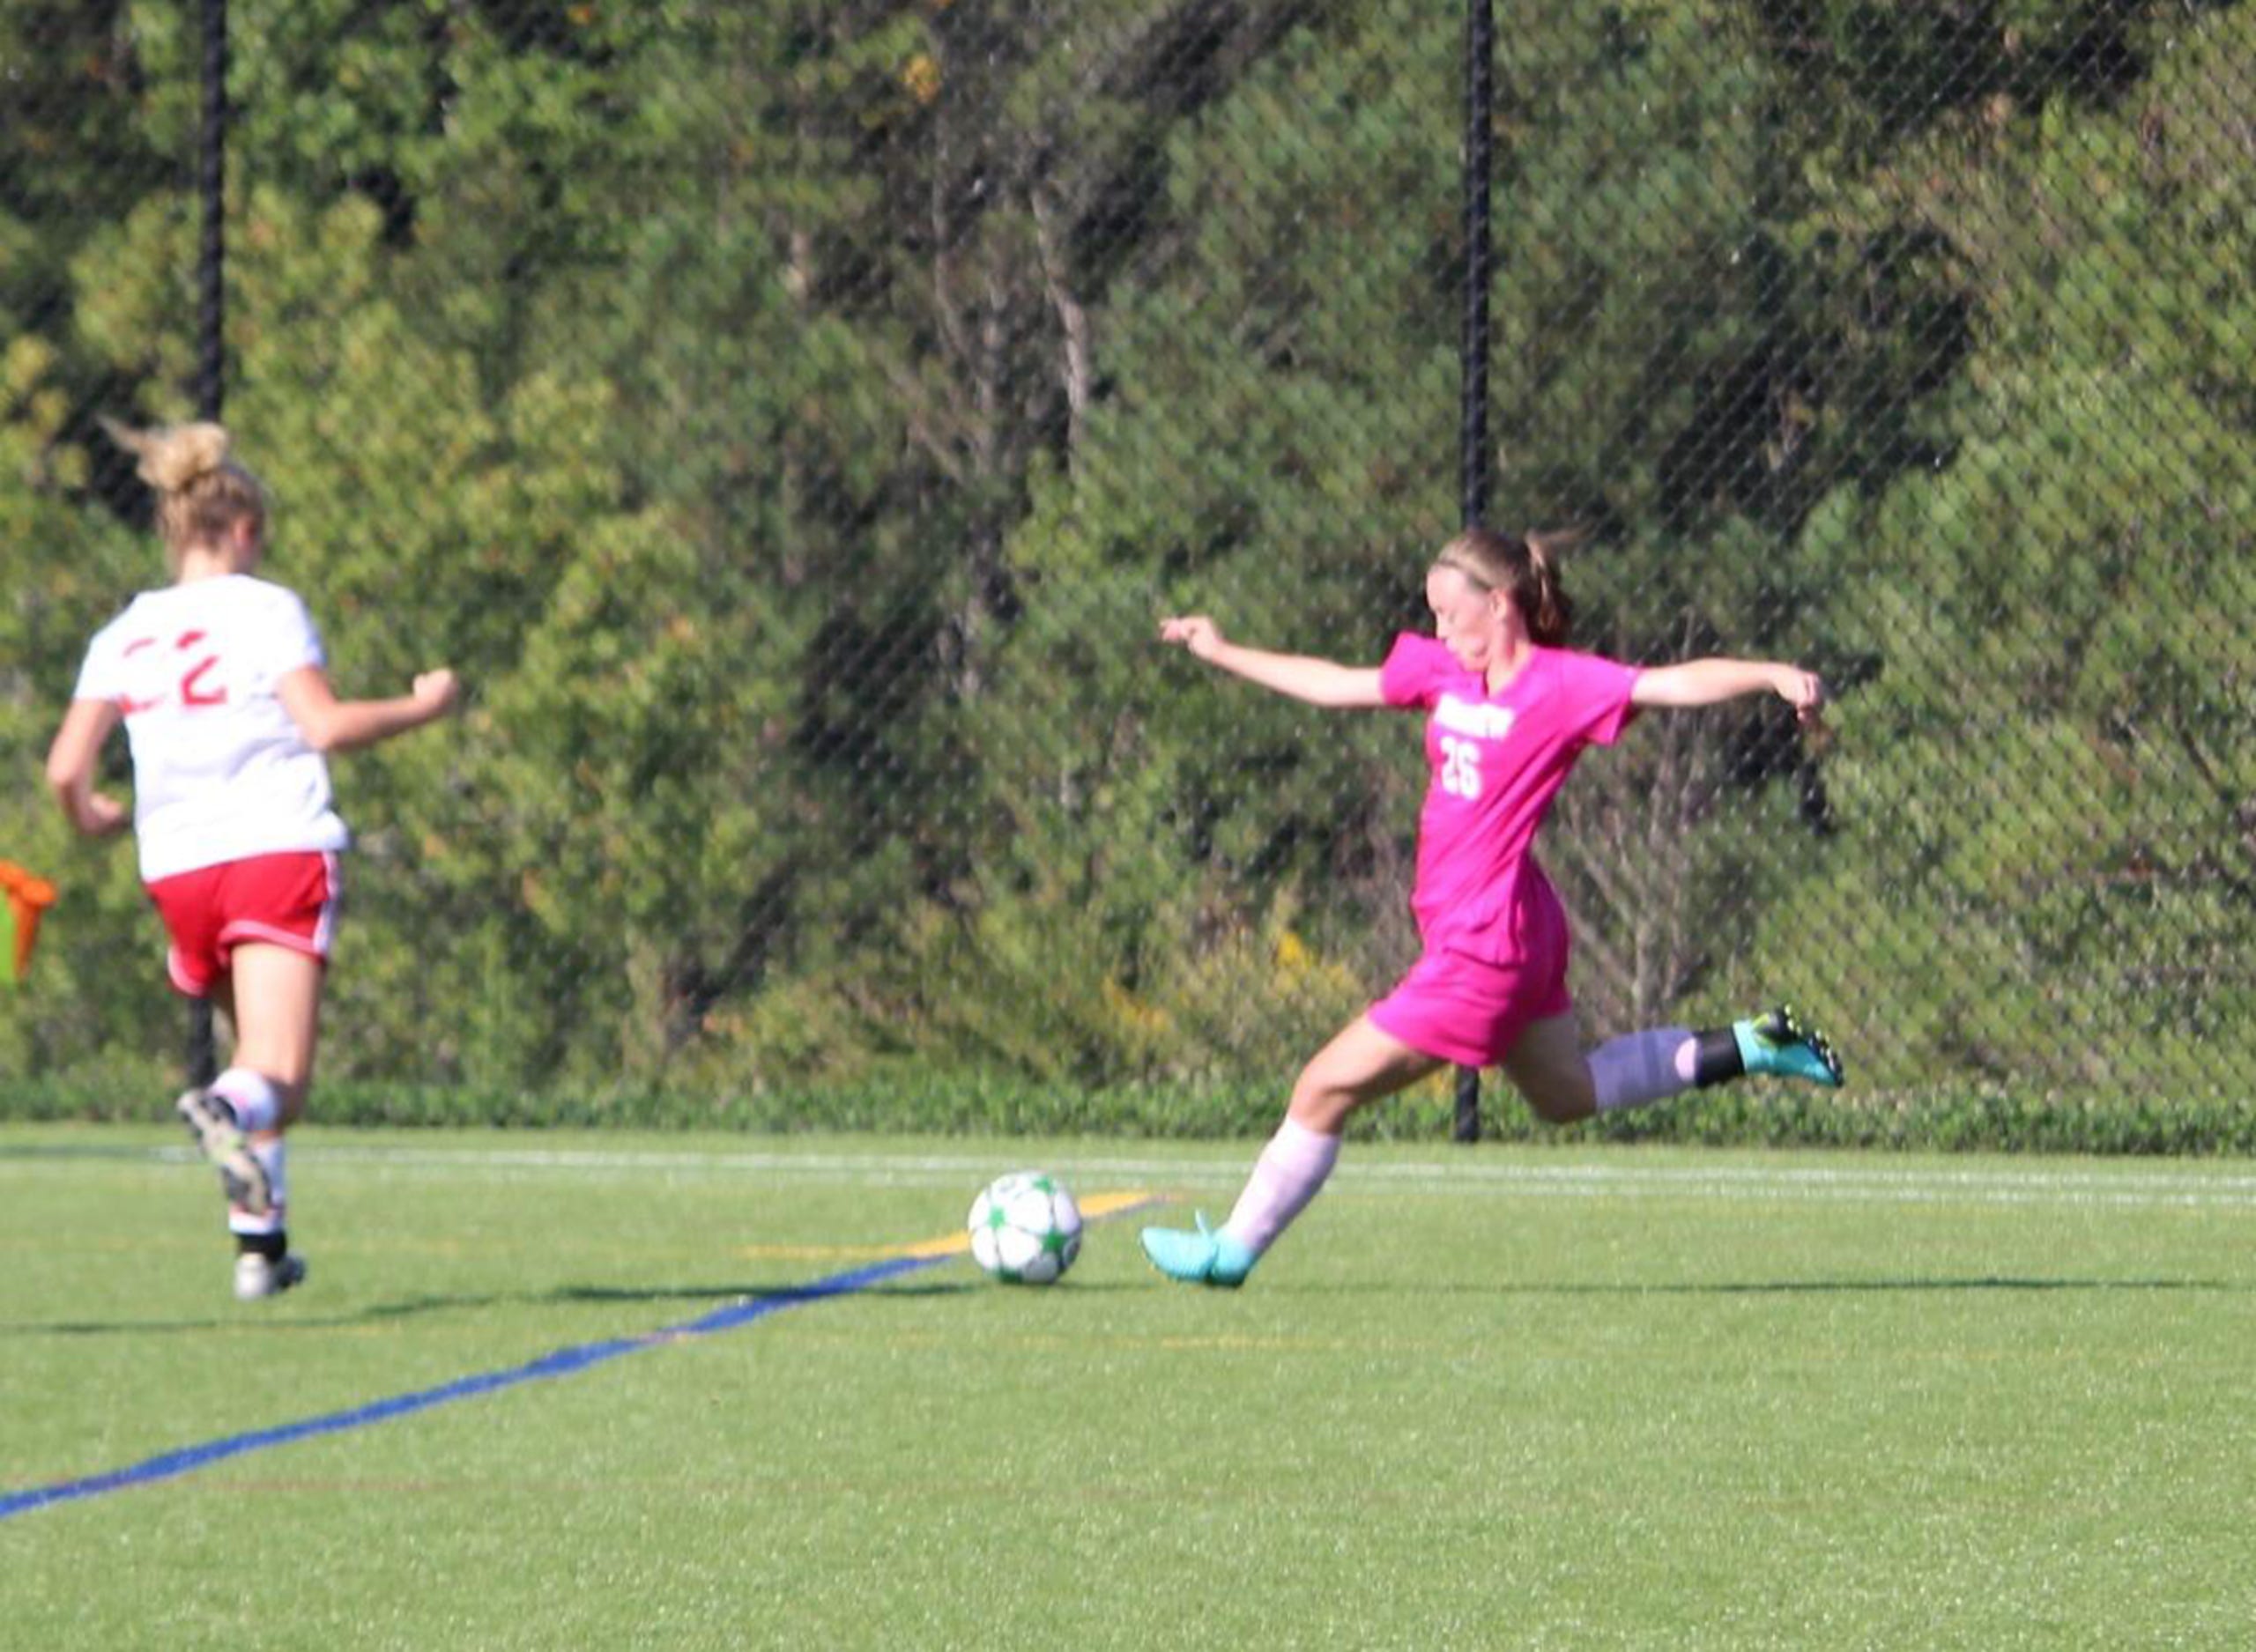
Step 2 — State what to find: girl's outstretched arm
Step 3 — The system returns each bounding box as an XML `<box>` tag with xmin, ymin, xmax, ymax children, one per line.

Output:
<box><xmin>277</xmin><ymin>665</ymin><xmax>459</xmax><ymax>752</ymax></box>
<box><xmin>1631</xmin><ymin>657</ymin><xmax>1829</xmax><ymax>726</ymax></box>
<box><xmin>1159</xmin><ymin>616</ymin><xmax>1385</xmax><ymax>708</ymax></box>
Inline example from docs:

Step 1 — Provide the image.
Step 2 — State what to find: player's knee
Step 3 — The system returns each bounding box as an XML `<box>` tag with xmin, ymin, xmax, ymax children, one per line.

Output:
<box><xmin>230</xmin><ymin>1065</ymin><xmax>309</xmax><ymax>1129</ymax></box>
<box><xmin>1286</xmin><ymin>1075</ymin><xmax>1360</xmax><ymax>1135</ymax></box>
<box><xmin>1519</xmin><ymin>1068</ymin><xmax>1596</xmax><ymax>1125</ymax></box>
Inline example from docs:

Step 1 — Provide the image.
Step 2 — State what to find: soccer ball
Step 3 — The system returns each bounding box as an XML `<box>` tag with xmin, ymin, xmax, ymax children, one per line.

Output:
<box><xmin>967</xmin><ymin>1170</ymin><xmax>1083</xmax><ymax>1285</ymax></box>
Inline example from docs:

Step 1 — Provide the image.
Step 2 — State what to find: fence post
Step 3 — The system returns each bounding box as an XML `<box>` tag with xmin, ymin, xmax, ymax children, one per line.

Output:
<box><xmin>185</xmin><ymin>0</ymin><xmax>227</xmax><ymax>1092</ymax></box>
<box><xmin>1451</xmin><ymin>0</ymin><xmax>1495</xmax><ymax>1145</ymax></box>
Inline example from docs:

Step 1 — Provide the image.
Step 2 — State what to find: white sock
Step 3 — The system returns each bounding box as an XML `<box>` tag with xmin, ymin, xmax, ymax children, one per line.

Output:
<box><xmin>1589</xmin><ymin>1027</ymin><xmax>1699</xmax><ymax>1114</ymax></box>
<box><xmin>227</xmin><ymin>1137</ymin><xmax>287</xmax><ymax>1237</ymax></box>
<box><xmin>210</xmin><ymin>1067</ymin><xmax>283</xmax><ymax>1134</ymax></box>
<box><xmin>1221</xmin><ymin>1118</ymin><xmax>1341</xmax><ymax>1256</ymax></box>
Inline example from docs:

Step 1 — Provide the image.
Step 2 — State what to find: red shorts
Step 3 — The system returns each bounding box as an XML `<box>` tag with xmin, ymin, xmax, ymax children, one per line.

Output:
<box><xmin>145</xmin><ymin>851</ymin><xmax>340</xmax><ymax>997</ymax></box>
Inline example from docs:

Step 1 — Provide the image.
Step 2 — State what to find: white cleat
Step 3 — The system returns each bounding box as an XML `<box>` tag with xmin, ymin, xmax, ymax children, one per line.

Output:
<box><xmin>234</xmin><ymin>1252</ymin><xmax>308</xmax><ymax>1301</ymax></box>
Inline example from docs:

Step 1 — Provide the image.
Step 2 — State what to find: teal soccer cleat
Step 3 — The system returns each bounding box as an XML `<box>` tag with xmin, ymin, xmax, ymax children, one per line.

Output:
<box><xmin>1733</xmin><ymin>1004</ymin><xmax>1845</xmax><ymax>1088</ymax></box>
<box><xmin>1139</xmin><ymin>1212</ymin><xmax>1257</xmax><ymax>1289</ymax></box>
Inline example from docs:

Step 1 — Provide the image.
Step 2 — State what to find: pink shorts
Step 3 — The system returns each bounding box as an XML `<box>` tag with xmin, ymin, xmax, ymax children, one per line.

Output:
<box><xmin>1369</xmin><ymin>944</ymin><xmax>1572</xmax><ymax>1070</ymax></box>
<box><xmin>145</xmin><ymin>851</ymin><xmax>340</xmax><ymax>997</ymax></box>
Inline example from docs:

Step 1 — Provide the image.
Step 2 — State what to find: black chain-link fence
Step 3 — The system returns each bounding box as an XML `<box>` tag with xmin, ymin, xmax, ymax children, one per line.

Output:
<box><xmin>4</xmin><ymin>1</ymin><xmax>2252</xmax><ymax>1125</ymax></box>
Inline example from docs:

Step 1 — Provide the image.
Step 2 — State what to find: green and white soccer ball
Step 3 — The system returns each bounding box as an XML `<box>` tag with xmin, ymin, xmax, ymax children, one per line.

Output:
<box><xmin>968</xmin><ymin>1171</ymin><xmax>1083</xmax><ymax>1285</ymax></box>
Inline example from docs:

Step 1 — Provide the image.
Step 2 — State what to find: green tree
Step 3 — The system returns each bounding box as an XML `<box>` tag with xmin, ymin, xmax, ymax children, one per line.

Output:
<box><xmin>1770</xmin><ymin>4</ymin><xmax>2256</xmax><ymax>1096</ymax></box>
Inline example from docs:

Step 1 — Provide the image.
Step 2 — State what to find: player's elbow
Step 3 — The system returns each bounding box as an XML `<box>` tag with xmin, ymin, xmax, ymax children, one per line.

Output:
<box><xmin>48</xmin><ymin>781</ymin><xmax>96</xmax><ymax>836</ymax></box>
<box><xmin>290</xmin><ymin>711</ymin><xmax>345</xmax><ymax>753</ymax></box>
<box><xmin>44</xmin><ymin>759</ymin><xmax>87</xmax><ymax>818</ymax></box>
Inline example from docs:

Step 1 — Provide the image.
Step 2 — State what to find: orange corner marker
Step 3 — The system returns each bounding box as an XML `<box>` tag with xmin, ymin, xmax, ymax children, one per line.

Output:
<box><xmin>1</xmin><ymin>862</ymin><xmax>58</xmax><ymax>985</ymax></box>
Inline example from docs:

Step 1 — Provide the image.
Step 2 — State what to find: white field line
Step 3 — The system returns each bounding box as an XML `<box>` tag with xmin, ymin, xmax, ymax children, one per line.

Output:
<box><xmin>47</xmin><ymin>1142</ymin><xmax>2256</xmax><ymax>1211</ymax></box>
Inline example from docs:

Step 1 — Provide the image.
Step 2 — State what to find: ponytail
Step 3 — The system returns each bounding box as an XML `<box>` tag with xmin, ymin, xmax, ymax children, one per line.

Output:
<box><xmin>100</xmin><ymin>418</ymin><xmax>267</xmax><ymax>570</ymax></box>
<box><xmin>1434</xmin><ymin>524</ymin><xmax>1577</xmax><ymax>647</ymax></box>
<box><xmin>1519</xmin><ymin>530</ymin><xmax>1574</xmax><ymax>647</ymax></box>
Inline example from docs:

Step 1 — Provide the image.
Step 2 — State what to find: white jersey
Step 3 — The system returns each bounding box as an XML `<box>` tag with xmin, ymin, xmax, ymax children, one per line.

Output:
<box><xmin>71</xmin><ymin>574</ymin><xmax>351</xmax><ymax>882</ymax></box>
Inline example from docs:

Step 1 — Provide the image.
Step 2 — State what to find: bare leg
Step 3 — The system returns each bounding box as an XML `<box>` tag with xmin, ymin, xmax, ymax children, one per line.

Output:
<box><xmin>1500</xmin><ymin>1011</ymin><xmax>1598</xmax><ymax>1123</ymax></box>
<box><xmin>221</xmin><ymin>942</ymin><xmax>324</xmax><ymax>1123</ymax></box>
<box><xmin>1284</xmin><ymin>1013</ymin><xmax>1450</xmax><ymax>1134</ymax></box>
<box><xmin>209</xmin><ymin>943</ymin><xmax>323</xmax><ymax>1299</ymax></box>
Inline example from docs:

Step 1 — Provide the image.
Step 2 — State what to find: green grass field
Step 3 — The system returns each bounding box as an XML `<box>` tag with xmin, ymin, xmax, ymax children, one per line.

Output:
<box><xmin>4</xmin><ymin>1124</ymin><xmax>2253</xmax><ymax>1649</ymax></box>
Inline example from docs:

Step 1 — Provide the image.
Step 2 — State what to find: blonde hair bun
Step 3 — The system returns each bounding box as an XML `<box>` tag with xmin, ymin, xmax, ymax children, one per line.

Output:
<box><xmin>99</xmin><ymin>418</ymin><xmax>234</xmax><ymax>493</ymax></box>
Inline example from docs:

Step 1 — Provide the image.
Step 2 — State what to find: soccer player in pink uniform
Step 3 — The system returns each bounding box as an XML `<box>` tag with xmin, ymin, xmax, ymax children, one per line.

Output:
<box><xmin>45</xmin><ymin>421</ymin><xmax>458</xmax><ymax>1300</ymax></box>
<box><xmin>1141</xmin><ymin>526</ymin><xmax>1843</xmax><ymax>1288</ymax></box>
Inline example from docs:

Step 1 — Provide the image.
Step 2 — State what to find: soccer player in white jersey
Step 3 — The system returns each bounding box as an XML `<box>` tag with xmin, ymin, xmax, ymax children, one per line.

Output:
<box><xmin>45</xmin><ymin>420</ymin><xmax>458</xmax><ymax>1300</ymax></box>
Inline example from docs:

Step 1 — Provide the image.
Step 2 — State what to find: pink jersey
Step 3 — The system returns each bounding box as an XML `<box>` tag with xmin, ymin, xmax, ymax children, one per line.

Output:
<box><xmin>1379</xmin><ymin>633</ymin><xmax>1641</xmax><ymax>965</ymax></box>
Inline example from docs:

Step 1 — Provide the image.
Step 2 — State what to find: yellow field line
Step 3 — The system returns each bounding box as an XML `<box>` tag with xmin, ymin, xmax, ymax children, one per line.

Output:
<box><xmin>896</xmin><ymin>1189</ymin><xmax>1158</xmax><ymax>1260</ymax></box>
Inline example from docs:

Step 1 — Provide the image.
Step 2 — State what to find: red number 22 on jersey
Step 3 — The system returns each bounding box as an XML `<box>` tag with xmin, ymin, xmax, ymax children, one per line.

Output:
<box><xmin>118</xmin><ymin>630</ymin><xmax>228</xmax><ymax>715</ymax></box>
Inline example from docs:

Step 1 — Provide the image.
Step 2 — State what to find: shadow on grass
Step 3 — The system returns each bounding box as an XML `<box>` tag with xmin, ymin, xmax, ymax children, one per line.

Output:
<box><xmin>1</xmin><ymin>1275</ymin><xmax>983</xmax><ymax>1337</ymax></box>
<box><xmin>1630</xmin><ymin>1276</ymin><xmax>2236</xmax><ymax>1295</ymax></box>
<box><xmin>12</xmin><ymin>1270</ymin><xmax>2234</xmax><ymax>1336</ymax></box>
<box><xmin>541</xmin><ymin>1279</ymin><xmax>975</xmax><ymax>1307</ymax></box>
<box><xmin>1265</xmin><ymin>1275</ymin><xmax>2240</xmax><ymax>1298</ymax></box>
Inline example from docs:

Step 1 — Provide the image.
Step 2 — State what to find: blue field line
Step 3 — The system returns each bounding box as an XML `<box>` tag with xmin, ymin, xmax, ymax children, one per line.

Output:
<box><xmin>0</xmin><ymin>1253</ymin><xmax>939</xmax><ymax>1523</ymax></box>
